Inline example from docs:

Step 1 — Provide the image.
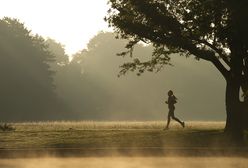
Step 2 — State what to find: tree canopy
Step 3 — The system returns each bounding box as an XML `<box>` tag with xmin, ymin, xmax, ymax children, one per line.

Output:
<box><xmin>105</xmin><ymin>0</ymin><xmax>248</xmax><ymax>82</ymax></box>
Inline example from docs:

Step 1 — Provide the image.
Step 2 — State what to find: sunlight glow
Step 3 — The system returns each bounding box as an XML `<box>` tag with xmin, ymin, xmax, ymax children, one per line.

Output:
<box><xmin>0</xmin><ymin>0</ymin><xmax>110</xmax><ymax>55</ymax></box>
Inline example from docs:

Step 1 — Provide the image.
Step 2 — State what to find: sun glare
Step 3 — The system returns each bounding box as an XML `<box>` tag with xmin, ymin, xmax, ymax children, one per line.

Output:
<box><xmin>0</xmin><ymin>0</ymin><xmax>110</xmax><ymax>55</ymax></box>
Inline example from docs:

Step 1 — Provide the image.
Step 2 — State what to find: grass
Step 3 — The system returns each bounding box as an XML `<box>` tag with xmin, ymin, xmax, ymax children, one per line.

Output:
<box><xmin>2</xmin><ymin>121</ymin><xmax>225</xmax><ymax>131</ymax></box>
<box><xmin>0</xmin><ymin>121</ymin><xmax>230</xmax><ymax>149</ymax></box>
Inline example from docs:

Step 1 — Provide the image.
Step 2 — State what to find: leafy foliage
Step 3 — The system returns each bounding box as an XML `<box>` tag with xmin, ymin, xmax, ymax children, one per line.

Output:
<box><xmin>105</xmin><ymin>0</ymin><xmax>248</xmax><ymax>80</ymax></box>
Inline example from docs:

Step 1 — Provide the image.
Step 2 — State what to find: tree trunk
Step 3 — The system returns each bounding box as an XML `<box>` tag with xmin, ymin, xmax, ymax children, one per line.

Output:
<box><xmin>224</xmin><ymin>79</ymin><xmax>244</xmax><ymax>142</ymax></box>
<box><xmin>242</xmin><ymin>91</ymin><xmax>248</xmax><ymax>130</ymax></box>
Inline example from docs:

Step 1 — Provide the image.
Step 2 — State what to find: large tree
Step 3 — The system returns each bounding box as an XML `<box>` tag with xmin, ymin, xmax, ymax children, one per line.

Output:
<box><xmin>105</xmin><ymin>0</ymin><xmax>248</xmax><ymax>140</ymax></box>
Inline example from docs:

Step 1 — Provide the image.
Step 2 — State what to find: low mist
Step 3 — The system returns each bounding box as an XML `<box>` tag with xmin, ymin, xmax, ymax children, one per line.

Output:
<box><xmin>0</xmin><ymin>157</ymin><xmax>247</xmax><ymax>168</ymax></box>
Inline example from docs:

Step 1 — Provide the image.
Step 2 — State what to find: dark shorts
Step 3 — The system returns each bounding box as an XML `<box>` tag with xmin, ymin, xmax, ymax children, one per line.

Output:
<box><xmin>168</xmin><ymin>107</ymin><xmax>175</xmax><ymax>117</ymax></box>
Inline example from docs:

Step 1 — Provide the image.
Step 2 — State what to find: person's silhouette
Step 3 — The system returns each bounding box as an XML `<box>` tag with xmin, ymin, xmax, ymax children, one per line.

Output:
<box><xmin>164</xmin><ymin>90</ymin><xmax>185</xmax><ymax>130</ymax></box>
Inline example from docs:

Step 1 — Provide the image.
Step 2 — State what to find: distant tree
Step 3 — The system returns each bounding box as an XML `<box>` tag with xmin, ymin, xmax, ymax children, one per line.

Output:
<box><xmin>45</xmin><ymin>37</ymin><xmax>111</xmax><ymax>119</ymax></box>
<box><xmin>0</xmin><ymin>17</ymin><xmax>61</xmax><ymax>121</ymax></box>
<box><xmin>105</xmin><ymin>0</ymin><xmax>248</xmax><ymax>140</ymax></box>
<box><xmin>46</xmin><ymin>39</ymin><xmax>82</xmax><ymax>115</ymax></box>
<box><xmin>45</xmin><ymin>38</ymin><xmax>69</xmax><ymax>68</ymax></box>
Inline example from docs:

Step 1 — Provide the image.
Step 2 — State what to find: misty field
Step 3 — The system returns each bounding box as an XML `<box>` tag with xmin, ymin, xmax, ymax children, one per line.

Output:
<box><xmin>1</xmin><ymin>121</ymin><xmax>247</xmax><ymax>154</ymax></box>
<box><xmin>1</xmin><ymin>121</ymin><xmax>248</xmax><ymax>168</ymax></box>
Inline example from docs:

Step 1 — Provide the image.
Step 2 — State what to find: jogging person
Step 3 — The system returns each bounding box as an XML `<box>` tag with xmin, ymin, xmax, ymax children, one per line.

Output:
<box><xmin>164</xmin><ymin>90</ymin><xmax>185</xmax><ymax>130</ymax></box>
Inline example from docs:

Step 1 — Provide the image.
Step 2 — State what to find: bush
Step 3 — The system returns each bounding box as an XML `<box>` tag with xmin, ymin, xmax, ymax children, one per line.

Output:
<box><xmin>0</xmin><ymin>123</ymin><xmax>15</xmax><ymax>132</ymax></box>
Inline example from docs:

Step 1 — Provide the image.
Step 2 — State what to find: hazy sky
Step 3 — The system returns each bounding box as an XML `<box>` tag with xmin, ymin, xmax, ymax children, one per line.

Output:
<box><xmin>0</xmin><ymin>0</ymin><xmax>109</xmax><ymax>55</ymax></box>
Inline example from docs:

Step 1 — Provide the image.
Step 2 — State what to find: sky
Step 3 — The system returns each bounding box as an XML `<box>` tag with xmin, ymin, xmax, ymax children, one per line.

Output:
<box><xmin>0</xmin><ymin>0</ymin><xmax>110</xmax><ymax>55</ymax></box>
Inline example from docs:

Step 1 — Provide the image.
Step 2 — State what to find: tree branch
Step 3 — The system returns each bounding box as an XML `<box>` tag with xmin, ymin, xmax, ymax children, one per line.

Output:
<box><xmin>197</xmin><ymin>39</ymin><xmax>230</xmax><ymax>67</ymax></box>
<box><xmin>182</xmin><ymin>42</ymin><xmax>230</xmax><ymax>79</ymax></box>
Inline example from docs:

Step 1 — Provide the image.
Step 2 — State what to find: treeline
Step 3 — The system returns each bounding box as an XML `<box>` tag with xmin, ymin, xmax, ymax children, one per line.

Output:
<box><xmin>0</xmin><ymin>18</ymin><xmax>67</xmax><ymax>121</ymax></box>
<box><xmin>0</xmin><ymin>18</ymin><xmax>225</xmax><ymax>121</ymax></box>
